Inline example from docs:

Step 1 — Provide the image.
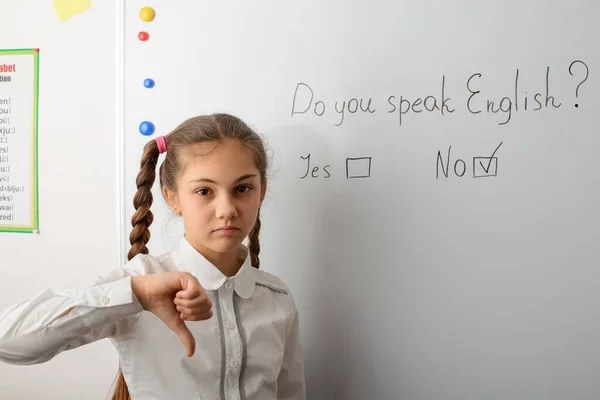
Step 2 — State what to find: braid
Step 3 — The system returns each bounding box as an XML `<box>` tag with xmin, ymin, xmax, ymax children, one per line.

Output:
<box><xmin>110</xmin><ymin>377</ymin><xmax>131</xmax><ymax>400</ymax></box>
<box><xmin>112</xmin><ymin>141</ymin><xmax>159</xmax><ymax>400</ymax></box>
<box><xmin>127</xmin><ymin>141</ymin><xmax>160</xmax><ymax>261</ymax></box>
<box><xmin>248</xmin><ymin>211</ymin><xmax>261</xmax><ymax>269</ymax></box>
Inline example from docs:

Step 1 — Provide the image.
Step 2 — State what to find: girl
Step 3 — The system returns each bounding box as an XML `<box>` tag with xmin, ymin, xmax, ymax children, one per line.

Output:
<box><xmin>0</xmin><ymin>114</ymin><xmax>306</xmax><ymax>400</ymax></box>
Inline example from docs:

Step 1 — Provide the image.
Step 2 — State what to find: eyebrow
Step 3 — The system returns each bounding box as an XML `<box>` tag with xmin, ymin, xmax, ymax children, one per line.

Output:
<box><xmin>188</xmin><ymin>174</ymin><xmax>258</xmax><ymax>184</ymax></box>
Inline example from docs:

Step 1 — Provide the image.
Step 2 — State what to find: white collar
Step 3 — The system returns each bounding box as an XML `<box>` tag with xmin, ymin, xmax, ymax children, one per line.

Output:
<box><xmin>170</xmin><ymin>236</ymin><xmax>256</xmax><ymax>299</ymax></box>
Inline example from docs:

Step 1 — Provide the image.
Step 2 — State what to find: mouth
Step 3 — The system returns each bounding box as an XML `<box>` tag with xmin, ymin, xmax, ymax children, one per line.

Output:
<box><xmin>214</xmin><ymin>226</ymin><xmax>240</xmax><ymax>233</ymax></box>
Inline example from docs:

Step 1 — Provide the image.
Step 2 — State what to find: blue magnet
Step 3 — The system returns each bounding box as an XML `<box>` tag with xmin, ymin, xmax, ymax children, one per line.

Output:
<box><xmin>144</xmin><ymin>78</ymin><xmax>154</xmax><ymax>88</ymax></box>
<box><xmin>139</xmin><ymin>121</ymin><xmax>154</xmax><ymax>135</ymax></box>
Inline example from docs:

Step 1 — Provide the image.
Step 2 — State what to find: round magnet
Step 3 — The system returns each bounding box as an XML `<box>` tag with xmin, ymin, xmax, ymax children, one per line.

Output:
<box><xmin>139</xmin><ymin>7</ymin><xmax>155</xmax><ymax>22</ymax></box>
<box><xmin>139</xmin><ymin>121</ymin><xmax>154</xmax><ymax>135</ymax></box>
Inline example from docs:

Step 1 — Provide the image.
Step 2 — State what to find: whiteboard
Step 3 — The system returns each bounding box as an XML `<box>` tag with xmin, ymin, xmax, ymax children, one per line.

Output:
<box><xmin>122</xmin><ymin>1</ymin><xmax>600</xmax><ymax>398</ymax></box>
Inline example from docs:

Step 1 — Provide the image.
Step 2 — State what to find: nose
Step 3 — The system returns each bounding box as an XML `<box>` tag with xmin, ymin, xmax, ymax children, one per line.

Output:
<box><xmin>215</xmin><ymin>193</ymin><xmax>238</xmax><ymax>220</ymax></box>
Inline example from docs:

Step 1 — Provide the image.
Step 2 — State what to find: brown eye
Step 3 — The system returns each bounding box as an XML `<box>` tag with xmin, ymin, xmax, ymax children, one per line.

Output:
<box><xmin>197</xmin><ymin>188</ymin><xmax>212</xmax><ymax>196</ymax></box>
<box><xmin>236</xmin><ymin>185</ymin><xmax>251</xmax><ymax>194</ymax></box>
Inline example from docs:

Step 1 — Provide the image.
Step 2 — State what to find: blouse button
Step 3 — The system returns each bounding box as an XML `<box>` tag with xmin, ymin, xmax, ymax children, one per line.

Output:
<box><xmin>224</xmin><ymin>281</ymin><xmax>233</xmax><ymax>290</ymax></box>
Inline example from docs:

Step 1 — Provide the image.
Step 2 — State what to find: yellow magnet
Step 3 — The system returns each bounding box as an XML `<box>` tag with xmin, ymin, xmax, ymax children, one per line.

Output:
<box><xmin>139</xmin><ymin>7</ymin><xmax>155</xmax><ymax>22</ymax></box>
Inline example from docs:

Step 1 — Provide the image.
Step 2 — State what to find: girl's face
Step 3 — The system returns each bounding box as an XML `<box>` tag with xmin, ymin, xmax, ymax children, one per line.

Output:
<box><xmin>164</xmin><ymin>139</ymin><xmax>266</xmax><ymax>257</ymax></box>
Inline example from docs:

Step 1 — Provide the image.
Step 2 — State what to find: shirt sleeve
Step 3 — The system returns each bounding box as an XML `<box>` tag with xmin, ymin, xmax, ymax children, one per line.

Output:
<box><xmin>0</xmin><ymin>254</ymin><xmax>151</xmax><ymax>365</ymax></box>
<box><xmin>277</xmin><ymin>292</ymin><xmax>307</xmax><ymax>400</ymax></box>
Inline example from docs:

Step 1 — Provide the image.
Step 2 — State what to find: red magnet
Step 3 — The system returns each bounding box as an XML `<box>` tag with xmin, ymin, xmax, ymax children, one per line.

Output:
<box><xmin>138</xmin><ymin>31</ymin><xmax>149</xmax><ymax>41</ymax></box>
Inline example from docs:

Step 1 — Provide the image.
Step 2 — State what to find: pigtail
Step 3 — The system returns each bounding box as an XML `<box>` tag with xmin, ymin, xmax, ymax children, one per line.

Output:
<box><xmin>110</xmin><ymin>376</ymin><xmax>131</xmax><ymax>400</ymax></box>
<box><xmin>128</xmin><ymin>140</ymin><xmax>160</xmax><ymax>261</ymax></box>
<box><xmin>111</xmin><ymin>140</ymin><xmax>160</xmax><ymax>400</ymax></box>
<box><xmin>248</xmin><ymin>210</ymin><xmax>261</xmax><ymax>269</ymax></box>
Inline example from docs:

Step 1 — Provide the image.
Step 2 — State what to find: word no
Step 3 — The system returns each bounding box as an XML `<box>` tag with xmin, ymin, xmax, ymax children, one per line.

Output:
<box><xmin>436</xmin><ymin>142</ymin><xmax>503</xmax><ymax>179</ymax></box>
<box><xmin>300</xmin><ymin>153</ymin><xmax>372</xmax><ymax>179</ymax></box>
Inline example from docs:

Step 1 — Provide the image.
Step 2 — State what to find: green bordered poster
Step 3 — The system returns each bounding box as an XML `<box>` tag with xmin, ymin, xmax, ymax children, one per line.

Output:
<box><xmin>0</xmin><ymin>49</ymin><xmax>39</xmax><ymax>233</ymax></box>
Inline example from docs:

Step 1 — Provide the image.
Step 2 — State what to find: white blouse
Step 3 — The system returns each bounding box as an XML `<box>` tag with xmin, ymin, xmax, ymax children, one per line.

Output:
<box><xmin>0</xmin><ymin>237</ymin><xmax>306</xmax><ymax>400</ymax></box>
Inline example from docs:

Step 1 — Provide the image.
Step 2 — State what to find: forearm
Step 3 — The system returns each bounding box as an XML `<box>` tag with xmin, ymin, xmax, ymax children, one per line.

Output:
<box><xmin>0</xmin><ymin>277</ymin><xmax>143</xmax><ymax>365</ymax></box>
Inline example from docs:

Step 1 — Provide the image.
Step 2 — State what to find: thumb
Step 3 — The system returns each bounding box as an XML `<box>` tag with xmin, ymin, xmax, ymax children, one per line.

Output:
<box><xmin>176</xmin><ymin>272</ymin><xmax>202</xmax><ymax>299</ymax></box>
<box><xmin>170</xmin><ymin>319</ymin><xmax>196</xmax><ymax>357</ymax></box>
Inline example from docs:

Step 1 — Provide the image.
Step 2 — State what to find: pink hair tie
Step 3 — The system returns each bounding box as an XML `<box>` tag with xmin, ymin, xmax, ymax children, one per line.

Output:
<box><xmin>156</xmin><ymin>136</ymin><xmax>167</xmax><ymax>154</ymax></box>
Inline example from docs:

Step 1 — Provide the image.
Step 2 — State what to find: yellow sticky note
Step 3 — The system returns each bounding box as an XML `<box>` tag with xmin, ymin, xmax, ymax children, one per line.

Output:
<box><xmin>52</xmin><ymin>0</ymin><xmax>92</xmax><ymax>21</ymax></box>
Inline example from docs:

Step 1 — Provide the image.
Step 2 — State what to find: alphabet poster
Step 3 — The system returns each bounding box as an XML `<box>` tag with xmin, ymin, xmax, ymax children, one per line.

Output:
<box><xmin>0</xmin><ymin>49</ymin><xmax>39</xmax><ymax>233</ymax></box>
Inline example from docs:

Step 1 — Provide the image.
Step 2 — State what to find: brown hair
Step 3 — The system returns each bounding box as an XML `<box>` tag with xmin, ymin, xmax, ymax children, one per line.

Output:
<box><xmin>110</xmin><ymin>113</ymin><xmax>268</xmax><ymax>400</ymax></box>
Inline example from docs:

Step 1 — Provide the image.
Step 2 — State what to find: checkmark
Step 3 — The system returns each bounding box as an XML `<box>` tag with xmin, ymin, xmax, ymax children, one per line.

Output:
<box><xmin>472</xmin><ymin>142</ymin><xmax>503</xmax><ymax>178</ymax></box>
<box><xmin>479</xmin><ymin>142</ymin><xmax>503</xmax><ymax>174</ymax></box>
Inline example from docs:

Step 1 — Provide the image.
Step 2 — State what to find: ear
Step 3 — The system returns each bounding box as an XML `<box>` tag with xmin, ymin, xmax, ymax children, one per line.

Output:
<box><xmin>259</xmin><ymin>179</ymin><xmax>267</xmax><ymax>206</ymax></box>
<box><xmin>162</xmin><ymin>186</ymin><xmax>181</xmax><ymax>215</ymax></box>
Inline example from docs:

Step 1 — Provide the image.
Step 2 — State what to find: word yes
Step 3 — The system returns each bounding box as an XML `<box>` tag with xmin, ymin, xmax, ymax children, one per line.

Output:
<box><xmin>300</xmin><ymin>153</ymin><xmax>331</xmax><ymax>179</ymax></box>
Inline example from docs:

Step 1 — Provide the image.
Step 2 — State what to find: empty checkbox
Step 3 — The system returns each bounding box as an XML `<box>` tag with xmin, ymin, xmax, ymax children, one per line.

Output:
<box><xmin>346</xmin><ymin>157</ymin><xmax>372</xmax><ymax>179</ymax></box>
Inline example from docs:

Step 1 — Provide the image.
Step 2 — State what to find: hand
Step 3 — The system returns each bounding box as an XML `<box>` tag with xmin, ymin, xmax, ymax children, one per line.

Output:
<box><xmin>131</xmin><ymin>272</ymin><xmax>213</xmax><ymax>357</ymax></box>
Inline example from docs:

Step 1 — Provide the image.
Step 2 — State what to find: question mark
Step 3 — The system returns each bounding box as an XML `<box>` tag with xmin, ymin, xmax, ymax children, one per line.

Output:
<box><xmin>568</xmin><ymin>60</ymin><xmax>589</xmax><ymax>108</ymax></box>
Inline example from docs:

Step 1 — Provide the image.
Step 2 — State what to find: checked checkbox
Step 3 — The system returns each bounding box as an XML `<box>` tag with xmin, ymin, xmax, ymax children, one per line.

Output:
<box><xmin>472</xmin><ymin>142</ymin><xmax>502</xmax><ymax>178</ymax></box>
<box><xmin>346</xmin><ymin>157</ymin><xmax>372</xmax><ymax>179</ymax></box>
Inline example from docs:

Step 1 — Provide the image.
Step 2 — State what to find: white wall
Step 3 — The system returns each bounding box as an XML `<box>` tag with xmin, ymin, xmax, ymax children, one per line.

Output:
<box><xmin>0</xmin><ymin>2</ymin><xmax>121</xmax><ymax>399</ymax></box>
